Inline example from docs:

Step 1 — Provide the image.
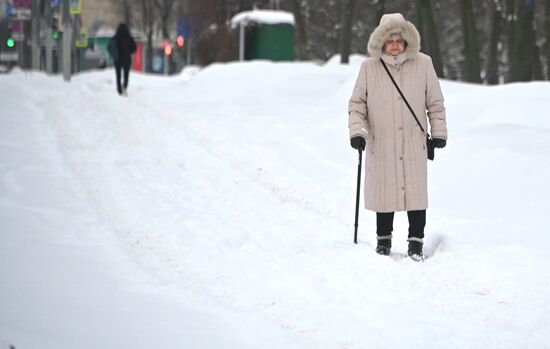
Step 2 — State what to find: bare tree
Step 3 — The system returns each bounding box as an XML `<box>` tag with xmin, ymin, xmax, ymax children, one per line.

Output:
<box><xmin>376</xmin><ymin>0</ymin><xmax>386</xmax><ymax>23</ymax></box>
<box><xmin>306</xmin><ymin>0</ymin><xmax>341</xmax><ymax>60</ymax></box>
<box><xmin>416</xmin><ymin>0</ymin><xmax>444</xmax><ymax>77</ymax></box>
<box><xmin>140</xmin><ymin>0</ymin><xmax>155</xmax><ymax>72</ymax></box>
<box><xmin>340</xmin><ymin>0</ymin><xmax>355</xmax><ymax>63</ymax></box>
<box><xmin>153</xmin><ymin>0</ymin><xmax>176</xmax><ymax>39</ymax></box>
<box><xmin>510</xmin><ymin>0</ymin><xmax>535</xmax><ymax>81</ymax></box>
<box><xmin>290</xmin><ymin>0</ymin><xmax>309</xmax><ymax>60</ymax></box>
<box><xmin>150</xmin><ymin>0</ymin><xmax>545</xmax><ymax>83</ymax></box>
<box><xmin>461</xmin><ymin>0</ymin><xmax>482</xmax><ymax>82</ymax></box>
<box><xmin>504</xmin><ymin>0</ymin><xmax>516</xmax><ymax>81</ymax></box>
<box><xmin>486</xmin><ymin>0</ymin><xmax>503</xmax><ymax>84</ymax></box>
<box><xmin>121</xmin><ymin>0</ymin><xmax>132</xmax><ymax>28</ymax></box>
<box><xmin>533</xmin><ymin>43</ymin><xmax>544</xmax><ymax>80</ymax></box>
<box><xmin>186</xmin><ymin>0</ymin><xmax>241</xmax><ymax>65</ymax></box>
<box><xmin>546</xmin><ymin>0</ymin><xmax>550</xmax><ymax>79</ymax></box>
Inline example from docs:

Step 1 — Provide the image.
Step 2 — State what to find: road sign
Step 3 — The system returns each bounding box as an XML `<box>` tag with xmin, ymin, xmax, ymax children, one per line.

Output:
<box><xmin>11</xmin><ymin>20</ymin><xmax>24</xmax><ymax>41</ymax></box>
<box><xmin>70</xmin><ymin>0</ymin><xmax>82</xmax><ymax>14</ymax></box>
<box><xmin>13</xmin><ymin>0</ymin><xmax>31</xmax><ymax>7</ymax></box>
<box><xmin>0</xmin><ymin>52</ymin><xmax>18</xmax><ymax>61</ymax></box>
<box><xmin>14</xmin><ymin>7</ymin><xmax>31</xmax><ymax>20</ymax></box>
<box><xmin>11</xmin><ymin>20</ymin><xmax>23</xmax><ymax>31</ymax></box>
<box><xmin>11</xmin><ymin>32</ymin><xmax>23</xmax><ymax>41</ymax></box>
<box><xmin>6</xmin><ymin>3</ymin><xmax>14</xmax><ymax>17</ymax></box>
<box><xmin>177</xmin><ymin>18</ymin><xmax>191</xmax><ymax>38</ymax></box>
<box><xmin>75</xmin><ymin>29</ymin><xmax>88</xmax><ymax>48</ymax></box>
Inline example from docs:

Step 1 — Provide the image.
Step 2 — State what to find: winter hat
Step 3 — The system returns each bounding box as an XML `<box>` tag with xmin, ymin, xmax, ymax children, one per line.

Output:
<box><xmin>367</xmin><ymin>13</ymin><xmax>421</xmax><ymax>58</ymax></box>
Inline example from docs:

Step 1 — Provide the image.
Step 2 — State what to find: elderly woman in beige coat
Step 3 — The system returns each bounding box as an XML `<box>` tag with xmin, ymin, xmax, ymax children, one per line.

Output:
<box><xmin>348</xmin><ymin>13</ymin><xmax>447</xmax><ymax>261</ymax></box>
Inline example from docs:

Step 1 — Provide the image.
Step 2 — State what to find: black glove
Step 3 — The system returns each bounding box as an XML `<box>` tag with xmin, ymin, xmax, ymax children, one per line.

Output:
<box><xmin>432</xmin><ymin>138</ymin><xmax>446</xmax><ymax>148</ymax></box>
<box><xmin>350</xmin><ymin>136</ymin><xmax>365</xmax><ymax>151</ymax></box>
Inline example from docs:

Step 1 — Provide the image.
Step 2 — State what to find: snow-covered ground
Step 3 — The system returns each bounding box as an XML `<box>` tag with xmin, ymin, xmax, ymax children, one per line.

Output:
<box><xmin>1</xmin><ymin>56</ymin><xmax>550</xmax><ymax>348</ymax></box>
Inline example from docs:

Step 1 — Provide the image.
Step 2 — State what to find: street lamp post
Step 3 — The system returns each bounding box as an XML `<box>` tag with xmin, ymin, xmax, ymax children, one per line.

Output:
<box><xmin>62</xmin><ymin>0</ymin><xmax>72</xmax><ymax>81</ymax></box>
<box><xmin>31</xmin><ymin>0</ymin><xmax>40</xmax><ymax>70</ymax></box>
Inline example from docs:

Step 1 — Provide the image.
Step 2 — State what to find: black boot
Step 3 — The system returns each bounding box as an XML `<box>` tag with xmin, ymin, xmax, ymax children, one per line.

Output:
<box><xmin>407</xmin><ymin>239</ymin><xmax>424</xmax><ymax>262</ymax></box>
<box><xmin>375</xmin><ymin>236</ymin><xmax>392</xmax><ymax>256</ymax></box>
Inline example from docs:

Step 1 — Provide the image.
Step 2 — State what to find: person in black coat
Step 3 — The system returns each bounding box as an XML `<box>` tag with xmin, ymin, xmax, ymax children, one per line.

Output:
<box><xmin>108</xmin><ymin>24</ymin><xmax>136</xmax><ymax>96</ymax></box>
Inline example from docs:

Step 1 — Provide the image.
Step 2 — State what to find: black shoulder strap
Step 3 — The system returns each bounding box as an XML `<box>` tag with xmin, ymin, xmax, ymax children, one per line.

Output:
<box><xmin>380</xmin><ymin>59</ymin><xmax>429</xmax><ymax>137</ymax></box>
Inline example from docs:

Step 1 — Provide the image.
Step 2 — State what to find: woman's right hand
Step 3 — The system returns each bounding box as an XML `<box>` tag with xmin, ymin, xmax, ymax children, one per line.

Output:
<box><xmin>350</xmin><ymin>136</ymin><xmax>365</xmax><ymax>151</ymax></box>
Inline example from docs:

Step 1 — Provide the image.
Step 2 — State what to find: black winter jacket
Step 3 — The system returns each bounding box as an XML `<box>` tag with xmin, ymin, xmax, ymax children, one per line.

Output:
<box><xmin>109</xmin><ymin>24</ymin><xmax>136</xmax><ymax>67</ymax></box>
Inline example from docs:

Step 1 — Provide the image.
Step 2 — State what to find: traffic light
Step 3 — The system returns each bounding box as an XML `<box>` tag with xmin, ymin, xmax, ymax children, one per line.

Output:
<box><xmin>51</xmin><ymin>17</ymin><xmax>61</xmax><ymax>40</ymax></box>
<box><xmin>176</xmin><ymin>35</ymin><xmax>185</xmax><ymax>48</ymax></box>
<box><xmin>5</xmin><ymin>28</ymin><xmax>15</xmax><ymax>48</ymax></box>
<box><xmin>162</xmin><ymin>40</ymin><xmax>172</xmax><ymax>55</ymax></box>
<box><xmin>52</xmin><ymin>30</ymin><xmax>61</xmax><ymax>40</ymax></box>
<box><xmin>164</xmin><ymin>44</ymin><xmax>173</xmax><ymax>56</ymax></box>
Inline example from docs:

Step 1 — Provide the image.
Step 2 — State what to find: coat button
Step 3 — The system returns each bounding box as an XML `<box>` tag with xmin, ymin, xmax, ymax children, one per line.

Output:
<box><xmin>399</xmin><ymin>127</ymin><xmax>403</xmax><ymax>130</ymax></box>
<box><xmin>402</xmin><ymin>187</ymin><xmax>405</xmax><ymax>190</ymax></box>
<box><xmin>400</xmin><ymin>157</ymin><xmax>403</xmax><ymax>160</ymax></box>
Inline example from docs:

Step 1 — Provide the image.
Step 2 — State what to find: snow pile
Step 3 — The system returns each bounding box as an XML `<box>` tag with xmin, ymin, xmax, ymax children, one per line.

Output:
<box><xmin>231</xmin><ymin>9</ymin><xmax>295</xmax><ymax>27</ymax></box>
<box><xmin>1</xmin><ymin>59</ymin><xmax>550</xmax><ymax>349</ymax></box>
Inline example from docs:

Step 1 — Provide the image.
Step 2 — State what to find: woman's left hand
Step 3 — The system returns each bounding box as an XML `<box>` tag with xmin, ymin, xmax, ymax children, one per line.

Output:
<box><xmin>432</xmin><ymin>138</ymin><xmax>446</xmax><ymax>148</ymax></box>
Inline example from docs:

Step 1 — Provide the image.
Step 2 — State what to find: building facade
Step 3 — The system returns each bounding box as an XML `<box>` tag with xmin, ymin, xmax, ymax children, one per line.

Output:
<box><xmin>80</xmin><ymin>0</ymin><xmax>124</xmax><ymax>36</ymax></box>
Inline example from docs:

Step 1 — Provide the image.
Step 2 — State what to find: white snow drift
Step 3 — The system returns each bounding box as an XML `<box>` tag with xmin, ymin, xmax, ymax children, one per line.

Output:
<box><xmin>1</xmin><ymin>57</ymin><xmax>550</xmax><ymax>348</ymax></box>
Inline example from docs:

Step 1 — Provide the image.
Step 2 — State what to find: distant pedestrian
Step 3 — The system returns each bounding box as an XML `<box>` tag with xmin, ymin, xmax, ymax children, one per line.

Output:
<box><xmin>348</xmin><ymin>13</ymin><xmax>448</xmax><ymax>261</ymax></box>
<box><xmin>108</xmin><ymin>23</ymin><xmax>136</xmax><ymax>96</ymax></box>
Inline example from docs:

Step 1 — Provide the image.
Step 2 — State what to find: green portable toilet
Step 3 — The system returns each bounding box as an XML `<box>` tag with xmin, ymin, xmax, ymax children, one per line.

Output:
<box><xmin>231</xmin><ymin>9</ymin><xmax>295</xmax><ymax>61</ymax></box>
<box><xmin>90</xmin><ymin>36</ymin><xmax>114</xmax><ymax>65</ymax></box>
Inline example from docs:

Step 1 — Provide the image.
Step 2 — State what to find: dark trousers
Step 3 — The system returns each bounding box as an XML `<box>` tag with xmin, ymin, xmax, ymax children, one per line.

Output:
<box><xmin>114</xmin><ymin>62</ymin><xmax>130</xmax><ymax>94</ymax></box>
<box><xmin>376</xmin><ymin>210</ymin><xmax>426</xmax><ymax>239</ymax></box>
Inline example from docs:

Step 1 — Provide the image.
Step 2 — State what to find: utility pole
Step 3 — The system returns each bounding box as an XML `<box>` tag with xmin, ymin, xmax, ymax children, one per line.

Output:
<box><xmin>31</xmin><ymin>0</ymin><xmax>40</xmax><ymax>70</ymax></box>
<box><xmin>62</xmin><ymin>0</ymin><xmax>72</xmax><ymax>81</ymax></box>
<box><xmin>164</xmin><ymin>49</ymin><xmax>169</xmax><ymax>75</ymax></box>
<box><xmin>239</xmin><ymin>22</ymin><xmax>245</xmax><ymax>61</ymax></box>
<box><xmin>72</xmin><ymin>13</ymin><xmax>81</xmax><ymax>73</ymax></box>
<box><xmin>186</xmin><ymin>37</ymin><xmax>192</xmax><ymax>65</ymax></box>
<box><xmin>44</xmin><ymin>0</ymin><xmax>53</xmax><ymax>74</ymax></box>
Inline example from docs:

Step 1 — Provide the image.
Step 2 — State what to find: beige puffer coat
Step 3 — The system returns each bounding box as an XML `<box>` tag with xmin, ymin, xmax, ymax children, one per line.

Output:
<box><xmin>348</xmin><ymin>13</ymin><xmax>447</xmax><ymax>213</ymax></box>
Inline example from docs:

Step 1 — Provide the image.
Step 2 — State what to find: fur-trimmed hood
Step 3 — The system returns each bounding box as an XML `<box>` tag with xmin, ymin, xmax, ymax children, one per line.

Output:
<box><xmin>367</xmin><ymin>13</ymin><xmax>421</xmax><ymax>59</ymax></box>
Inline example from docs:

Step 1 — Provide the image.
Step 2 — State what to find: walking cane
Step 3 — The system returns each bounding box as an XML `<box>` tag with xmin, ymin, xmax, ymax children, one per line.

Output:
<box><xmin>354</xmin><ymin>148</ymin><xmax>363</xmax><ymax>244</ymax></box>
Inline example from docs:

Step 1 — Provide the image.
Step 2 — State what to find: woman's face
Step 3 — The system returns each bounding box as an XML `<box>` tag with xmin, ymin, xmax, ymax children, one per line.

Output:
<box><xmin>384</xmin><ymin>34</ymin><xmax>405</xmax><ymax>56</ymax></box>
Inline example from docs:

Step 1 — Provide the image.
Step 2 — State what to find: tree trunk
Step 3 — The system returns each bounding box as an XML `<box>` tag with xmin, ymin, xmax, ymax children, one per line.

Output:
<box><xmin>416</xmin><ymin>0</ymin><xmax>444</xmax><ymax>77</ymax></box>
<box><xmin>122</xmin><ymin>0</ymin><xmax>132</xmax><ymax>28</ymax></box>
<box><xmin>505</xmin><ymin>0</ymin><xmax>516</xmax><ymax>81</ymax></box>
<box><xmin>511</xmin><ymin>0</ymin><xmax>535</xmax><ymax>81</ymax></box>
<box><xmin>460</xmin><ymin>0</ymin><xmax>481</xmax><ymax>83</ymax></box>
<box><xmin>141</xmin><ymin>0</ymin><xmax>154</xmax><ymax>73</ymax></box>
<box><xmin>340</xmin><ymin>0</ymin><xmax>355</xmax><ymax>64</ymax></box>
<box><xmin>376</xmin><ymin>0</ymin><xmax>386</xmax><ymax>24</ymax></box>
<box><xmin>533</xmin><ymin>43</ymin><xmax>544</xmax><ymax>80</ymax></box>
<box><xmin>546</xmin><ymin>0</ymin><xmax>550</xmax><ymax>79</ymax></box>
<box><xmin>153</xmin><ymin>0</ymin><xmax>175</xmax><ymax>39</ymax></box>
<box><xmin>290</xmin><ymin>0</ymin><xmax>309</xmax><ymax>60</ymax></box>
<box><xmin>486</xmin><ymin>1</ymin><xmax>502</xmax><ymax>85</ymax></box>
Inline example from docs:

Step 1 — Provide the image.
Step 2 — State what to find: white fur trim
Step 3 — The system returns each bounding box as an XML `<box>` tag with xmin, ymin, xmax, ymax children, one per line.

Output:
<box><xmin>377</xmin><ymin>234</ymin><xmax>393</xmax><ymax>240</ymax></box>
<box><xmin>367</xmin><ymin>13</ymin><xmax>421</xmax><ymax>59</ymax></box>
<box><xmin>407</xmin><ymin>237</ymin><xmax>424</xmax><ymax>244</ymax></box>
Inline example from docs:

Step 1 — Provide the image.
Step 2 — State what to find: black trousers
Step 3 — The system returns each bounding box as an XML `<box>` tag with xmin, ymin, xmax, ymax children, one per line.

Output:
<box><xmin>376</xmin><ymin>210</ymin><xmax>426</xmax><ymax>239</ymax></box>
<box><xmin>114</xmin><ymin>62</ymin><xmax>130</xmax><ymax>94</ymax></box>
